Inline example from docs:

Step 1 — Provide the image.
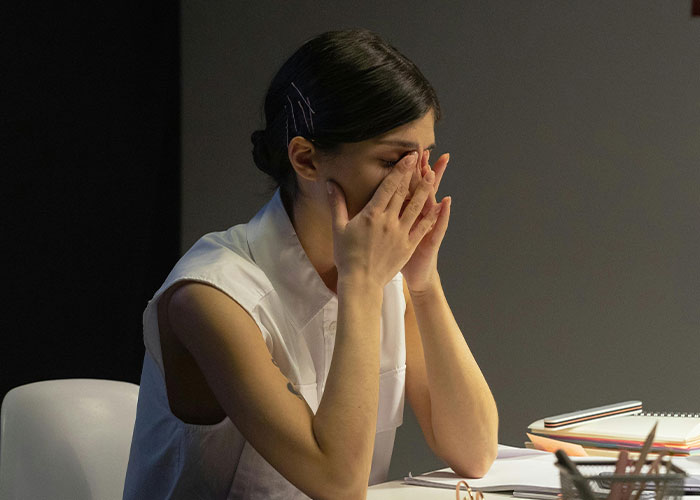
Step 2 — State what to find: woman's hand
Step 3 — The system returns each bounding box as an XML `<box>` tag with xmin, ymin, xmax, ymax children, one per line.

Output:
<box><xmin>400</xmin><ymin>150</ymin><xmax>452</xmax><ymax>294</ymax></box>
<box><xmin>326</xmin><ymin>152</ymin><xmax>443</xmax><ymax>291</ymax></box>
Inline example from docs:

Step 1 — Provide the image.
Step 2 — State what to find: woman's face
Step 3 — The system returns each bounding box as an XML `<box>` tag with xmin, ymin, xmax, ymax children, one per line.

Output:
<box><xmin>318</xmin><ymin>110</ymin><xmax>437</xmax><ymax>219</ymax></box>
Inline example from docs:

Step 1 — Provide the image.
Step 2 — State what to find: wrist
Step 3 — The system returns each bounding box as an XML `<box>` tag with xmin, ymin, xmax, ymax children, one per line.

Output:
<box><xmin>407</xmin><ymin>272</ymin><xmax>442</xmax><ymax>304</ymax></box>
<box><xmin>337</xmin><ymin>276</ymin><xmax>384</xmax><ymax>322</ymax></box>
<box><xmin>337</xmin><ymin>273</ymin><xmax>384</xmax><ymax>299</ymax></box>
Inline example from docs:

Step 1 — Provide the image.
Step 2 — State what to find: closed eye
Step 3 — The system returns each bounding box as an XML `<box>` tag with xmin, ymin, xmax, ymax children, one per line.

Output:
<box><xmin>380</xmin><ymin>151</ymin><xmax>413</xmax><ymax>168</ymax></box>
<box><xmin>378</xmin><ymin>145</ymin><xmax>434</xmax><ymax>169</ymax></box>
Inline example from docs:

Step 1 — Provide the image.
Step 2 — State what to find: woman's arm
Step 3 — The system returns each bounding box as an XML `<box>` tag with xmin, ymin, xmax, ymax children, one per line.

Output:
<box><xmin>165</xmin><ymin>279</ymin><xmax>383</xmax><ymax>500</ymax></box>
<box><xmin>400</xmin><ymin>151</ymin><xmax>498</xmax><ymax>477</ymax></box>
<box><xmin>403</xmin><ymin>275</ymin><xmax>499</xmax><ymax>478</ymax></box>
<box><xmin>162</xmin><ymin>153</ymin><xmax>440</xmax><ymax>500</ymax></box>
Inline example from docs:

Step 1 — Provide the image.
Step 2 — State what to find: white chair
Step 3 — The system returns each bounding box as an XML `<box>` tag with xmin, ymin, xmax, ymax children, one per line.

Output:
<box><xmin>0</xmin><ymin>379</ymin><xmax>139</xmax><ymax>500</ymax></box>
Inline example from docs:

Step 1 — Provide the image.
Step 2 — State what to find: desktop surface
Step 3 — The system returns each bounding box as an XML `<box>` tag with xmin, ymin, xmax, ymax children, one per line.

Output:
<box><xmin>367</xmin><ymin>479</ymin><xmax>699</xmax><ymax>500</ymax></box>
<box><xmin>367</xmin><ymin>479</ymin><xmax>513</xmax><ymax>499</ymax></box>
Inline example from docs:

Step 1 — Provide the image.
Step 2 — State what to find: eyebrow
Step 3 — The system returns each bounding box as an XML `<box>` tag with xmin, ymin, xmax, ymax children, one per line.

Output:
<box><xmin>375</xmin><ymin>139</ymin><xmax>436</xmax><ymax>150</ymax></box>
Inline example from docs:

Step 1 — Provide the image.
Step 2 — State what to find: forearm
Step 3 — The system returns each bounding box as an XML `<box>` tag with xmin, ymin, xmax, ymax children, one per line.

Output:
<box><xmin>410</xmin><ymin>273</ymin><xmax>498</xmax><ymax>476</ymax></box>
<box><xmin>313</xmin><ymin>278</ymin><xmax>383</xmax><ymax>490</ymax></box>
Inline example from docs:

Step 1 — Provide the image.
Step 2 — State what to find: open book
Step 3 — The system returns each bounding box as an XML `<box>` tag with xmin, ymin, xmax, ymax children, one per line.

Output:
<box><xmin>404</xmin><ymin>446</ymin><xmax>562</xmax><ymax>494</ymax></box>
<box><xmin>403</xmin><ymin>445</ymin><xmax>700</xmax><ymax>495</ymax></box>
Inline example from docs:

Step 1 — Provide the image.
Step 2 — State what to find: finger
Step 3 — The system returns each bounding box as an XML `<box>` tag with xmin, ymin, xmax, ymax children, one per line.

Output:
<box><xmin>407</xmin><ymin>151</ymin><xmax>424</xmax><ymax>198</ymax></box>
<box><xmin>400</xmin><ymin>169</ymin><xmax>435</xmax><ymax>229</ymax></box>
<box><xmin>326</xmin><ymin>180</ymin><xmax>349</xmax><ymax>232</ymax></box>
<box><xmin>386</xmin><ymin>153</ymin><xmax>418</xmax><ymax>215</ymax></box>
<box><xmin>418</xmin><ymin>149</ymin><xmax>430</xmax><ymax>180</ymax></box>
<box><xmin>426</xmin><ymin>196</ymin><xmax>451</xmax><ymax>247</ymax></box>
<box><xmin>402</xmin><ymin>150</ymin><xmax>429</xmax><ymax>216</ymax></box>
<box><xmin>365</xmin><ymin>152</ymin><xmax>417</xmax><ymax>214</ymax></box>
<box><xmin>417</xmin><ymin>150</ymin><xmax>436</xmax><ymax>215</ymax></box>
<box><xmin>409</xmin><ymin>200</ymin><xmax>443</xmax><ymax>246</ymax></box>
<box><xmin>432</xmin><ymin>153</ymin><xmax>449</xmax><ymax>194</ymax></box>
<box><xmin>420</xmin><ymin>181</ymin><xmax>438</xmax><ymax>218</ymax></box>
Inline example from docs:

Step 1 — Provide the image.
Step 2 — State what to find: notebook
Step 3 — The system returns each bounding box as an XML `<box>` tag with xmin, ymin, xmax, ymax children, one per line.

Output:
<box><xmin>528</xmin><ymin>413</ymin><xmax>700</xmax><ymax>456</ymax></box>
<box><xmin>404</xmin><ymin>446</ymin><xmax>563</xmax><ymax>494</ymax></box>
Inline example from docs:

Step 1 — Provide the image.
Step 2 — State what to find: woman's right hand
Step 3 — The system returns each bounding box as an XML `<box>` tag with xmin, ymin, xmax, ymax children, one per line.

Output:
<box><xmin>326</xmin><ymin>151</ymin><xmax>443</xmax><ymax>290</ymax></box>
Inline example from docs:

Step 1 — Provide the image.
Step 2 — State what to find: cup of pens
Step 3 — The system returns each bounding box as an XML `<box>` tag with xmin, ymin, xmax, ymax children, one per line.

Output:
<box><xmin>557</xmin><ymin>457</ymin><xmax>686</xmax><ymax>500</ymax></box>
<box><xmin>556</xmin><ymin>423</ymin><xmax>686</xmax><ymax>500</ymax></box>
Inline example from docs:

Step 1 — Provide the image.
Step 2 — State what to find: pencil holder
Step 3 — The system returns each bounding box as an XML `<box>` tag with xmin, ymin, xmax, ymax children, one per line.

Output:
<box><xmin>559</xmin><ymin>460</ymin><xmax>686</xmax><ymax>500</ymax></box>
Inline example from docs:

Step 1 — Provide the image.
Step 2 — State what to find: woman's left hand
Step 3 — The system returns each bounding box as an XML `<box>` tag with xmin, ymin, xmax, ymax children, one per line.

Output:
<box><xmin>401</xmin><ymin>151</ymin><xmax>452</xmax><ymax>294</ymax></box>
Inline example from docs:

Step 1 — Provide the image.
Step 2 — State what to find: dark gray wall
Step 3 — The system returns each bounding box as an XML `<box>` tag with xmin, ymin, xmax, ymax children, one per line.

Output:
<box><xmin>182</xmin><ymin>1</ymin><xmax>700</xmax><ymax>480</ymax></box>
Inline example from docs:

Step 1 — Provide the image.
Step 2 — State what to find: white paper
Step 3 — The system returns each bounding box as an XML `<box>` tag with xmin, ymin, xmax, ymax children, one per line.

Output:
<box><xmin>674</xmin><ymin>456</ymin><xmax>700</xmax><ymax>475</ymax></box>
<box><xmin>404</xmin><ymin>450</ymin><xmax>700</xmax><ymax>495</ymax></box>
<box><xmin>497</xmin><ymin>444</ymin><xmax>551</xmax><ymax>459</ymax></box>
<box><xmin>404</xmin><ymin>452</ymin><xmax>561</xmax><ymax>493</ymax></box>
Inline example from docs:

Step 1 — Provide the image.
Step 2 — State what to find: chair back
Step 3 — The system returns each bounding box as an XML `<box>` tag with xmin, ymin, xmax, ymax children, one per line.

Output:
<box><xmin>0</xmin><ymin>378</ymin><xmax>139</xmax><ymax>500</ymax></box>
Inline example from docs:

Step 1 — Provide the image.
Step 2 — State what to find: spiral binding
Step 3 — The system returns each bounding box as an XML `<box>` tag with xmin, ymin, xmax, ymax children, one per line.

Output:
<box><xmin>640</xmin><ymin>411</ymin><xmax>700</xmax><ymax>417</ymax></box>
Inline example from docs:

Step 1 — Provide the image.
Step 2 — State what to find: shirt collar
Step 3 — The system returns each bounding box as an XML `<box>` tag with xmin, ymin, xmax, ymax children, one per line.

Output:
<box><xmin>246</xmin><ymin>189</ymin><xmax>336</xmax><ymax>331</ymax></box>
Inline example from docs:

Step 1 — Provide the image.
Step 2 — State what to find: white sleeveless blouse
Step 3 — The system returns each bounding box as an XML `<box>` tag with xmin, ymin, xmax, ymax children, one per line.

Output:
<box><xmin>123</xmin><ymin>189</ymin><xmax>407</xmax><ymax>499</ymax></box>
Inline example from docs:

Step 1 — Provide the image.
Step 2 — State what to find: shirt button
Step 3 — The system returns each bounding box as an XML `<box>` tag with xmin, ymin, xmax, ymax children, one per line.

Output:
<box><xmin>328</xmin><ymin>321</ymin><xmax>337</xmax><ymax>333</ymax></box>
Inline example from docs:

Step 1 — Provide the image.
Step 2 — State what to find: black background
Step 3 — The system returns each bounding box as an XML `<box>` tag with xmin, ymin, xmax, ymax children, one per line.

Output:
<box><xmin>3</xmin><ymin>4</ymin><xmax>180</xmax><ymax>400</ymax></box>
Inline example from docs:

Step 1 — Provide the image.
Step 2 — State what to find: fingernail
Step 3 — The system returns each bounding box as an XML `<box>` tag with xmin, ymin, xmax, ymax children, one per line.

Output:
<box><xmin>445</xmin><ymin>153</ymin><xmax>450</xmax><ymax>164</ymax></box>
<box><xmin>402</xmin><ymin>152</ymin><xmax>418</xmax><ymax>170</ymax></box>
<box><xmin>326</xmin><ymin>181</ymin><xmax>333</xmax><ymax>194</ymax></box>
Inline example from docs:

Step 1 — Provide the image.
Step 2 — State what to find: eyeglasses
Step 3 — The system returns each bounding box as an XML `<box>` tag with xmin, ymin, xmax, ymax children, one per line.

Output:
<box><xmin>455</xmin><ymin>480</ymin><xmax>484</xmax><ymax>500</ymax></box>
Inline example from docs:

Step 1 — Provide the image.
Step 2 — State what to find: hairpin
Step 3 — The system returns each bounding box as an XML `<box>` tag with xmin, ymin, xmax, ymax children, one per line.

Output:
<box><xmin>284</xmin><ymin>104</ymin><xmax>289</xmax><ymax>146</ymax></box>
<box><xmin>284</xmin><ymin>82</ymin><xmax>316</xmax><ymax>144</ymax></box>
<box><xmin>286</xmin><ymin>95</ymin><xmax>297</xmax><ymax>132</ymax></box>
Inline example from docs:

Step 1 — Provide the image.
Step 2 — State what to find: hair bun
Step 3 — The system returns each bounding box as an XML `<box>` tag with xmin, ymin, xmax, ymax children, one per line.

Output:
<box><xmin>251</xmin><ymin>130</ymin><xmax>274</xmax><ymax>175</ymax></box>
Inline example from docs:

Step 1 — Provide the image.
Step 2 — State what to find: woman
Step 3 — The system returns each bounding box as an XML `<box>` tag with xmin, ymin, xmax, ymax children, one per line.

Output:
<box><xmin>124</xmin><ymin>29</ymin><xmax>498</xmax><ymax>499</ymax></box>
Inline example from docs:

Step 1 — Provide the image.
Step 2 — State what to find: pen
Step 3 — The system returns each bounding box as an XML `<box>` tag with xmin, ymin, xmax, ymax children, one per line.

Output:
<box><xmin>623</xmin><ymin>422</ymin><xmax>658</xmax><ymax>500</ymax></box>
<box><xmin>633</xmin><ymin>422</ymin><xmax>658</xmax><ymax>475</ymax></box>
<box><xmin>609</xmin><ymin>450</ymin><xmax>629</xmax><ymax>500</ymax></box>
<box><xmin>555</xmin><ymin>449</ymin><xmax>597</xmax><ymax>500</ymax></box>
<box><xmin>631</xmin><ymin>451</ymin><xmax>667</xmax><ymax>500</ymax></box>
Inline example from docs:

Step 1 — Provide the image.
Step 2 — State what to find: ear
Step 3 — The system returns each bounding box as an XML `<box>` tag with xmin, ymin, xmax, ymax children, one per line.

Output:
<box><xmin>288</xmin><ymin>136</ymin><xmax>319</xmax><ymax>182</ymax></box>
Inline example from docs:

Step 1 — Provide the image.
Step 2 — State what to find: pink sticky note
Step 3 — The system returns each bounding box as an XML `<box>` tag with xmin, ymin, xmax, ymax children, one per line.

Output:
<box><xmin>527</xmin><ymin>433</ymin><xmax>589</xmax><ymax>457</ymax></box>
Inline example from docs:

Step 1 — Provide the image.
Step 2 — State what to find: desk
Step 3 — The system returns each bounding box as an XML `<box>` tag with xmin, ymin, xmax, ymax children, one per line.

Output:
<box><xmin>367</xmin><ymin>478</ymin><xmax>699</xmax><ymax>500</ymax></box>
<box><xmin>367</xmin><ymin>448</ymin><xmax>700</xmax><ymax>499</ymax></box>
<box><xmin>367</xmin><ymin>479</ymin><xmax>512</xmax><ymax>499</ymax></box>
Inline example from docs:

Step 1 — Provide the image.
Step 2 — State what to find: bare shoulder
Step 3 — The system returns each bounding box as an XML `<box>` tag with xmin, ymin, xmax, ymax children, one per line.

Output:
<box><xmin>165</xmin><ymin>280</ymin><xmax>241</xmax><ymax>317</ymax></box>
<box><xmin>157</xmin><ymin>280</ymin><xmax>260</xmax><ymax>425</ymax></box>
<box><xmin>163</xmin><ymin>281</ymin><xmax>258</xmax><ymax>344</ymax></box>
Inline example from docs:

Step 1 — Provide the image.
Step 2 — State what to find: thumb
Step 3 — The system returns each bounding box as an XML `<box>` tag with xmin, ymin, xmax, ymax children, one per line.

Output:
<box><xmin>326</xmin><ymin>180</ymin><xmax>349</xmax><ymax>232</ymax></box>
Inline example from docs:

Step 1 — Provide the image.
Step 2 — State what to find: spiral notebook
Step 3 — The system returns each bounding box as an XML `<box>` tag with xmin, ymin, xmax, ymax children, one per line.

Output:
<box><xmin>528</xmin><ymin>407</ymin><xmax>700</xmax><ymax>456</ymax></box>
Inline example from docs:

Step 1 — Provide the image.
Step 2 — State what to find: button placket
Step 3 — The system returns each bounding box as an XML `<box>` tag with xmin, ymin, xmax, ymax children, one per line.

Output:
<box><xmin>320</xmin><ymin>303</ymin><xmax>338</xmax><ymax>395</ymax></box>
<box><xmin>320</xmin><ymin>308</ymin><xmax>330</xmax><ymax>394</ymax></box>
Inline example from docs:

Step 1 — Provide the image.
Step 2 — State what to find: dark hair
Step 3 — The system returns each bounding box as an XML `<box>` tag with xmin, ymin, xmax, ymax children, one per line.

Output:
<box><xmin>251</xmin><ymin>29</ymin><xmax>441</xmax><ymax>201</ymax></box>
